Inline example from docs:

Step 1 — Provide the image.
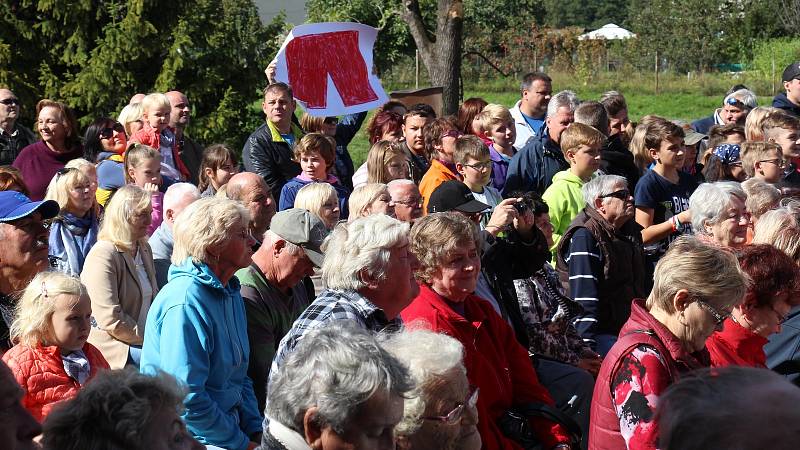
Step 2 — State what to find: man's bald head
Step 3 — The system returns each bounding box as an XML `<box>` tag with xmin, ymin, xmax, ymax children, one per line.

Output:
<box><xmin>227</xmin><ymin>172</ymin><xmax>276</xmax><ymax>237</ymax></box>
<box><xmin>129</xmin><ymin>93</ymin><xmax>145</xmax><ymax>104</ymax></box>
<box><xmin>165</xmin><ymin>91</ymin><xmax>191</xmax><ymax>129</ymax></box>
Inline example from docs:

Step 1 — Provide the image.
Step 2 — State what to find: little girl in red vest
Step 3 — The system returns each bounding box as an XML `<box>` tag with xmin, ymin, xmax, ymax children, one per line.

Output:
<box><xmin>2</xmin><ymin>272</ymin><xmax>109</xmax><ymax>422</ymax></box>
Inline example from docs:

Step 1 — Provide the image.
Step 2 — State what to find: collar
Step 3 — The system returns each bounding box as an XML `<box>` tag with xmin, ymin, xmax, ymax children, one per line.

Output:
<box><xmin>430</xmin><ymin>158</ymin><xmax>458</xmax><ymax>177</ymax></box>
<box><xmin>268</xmin><ymin>417</ymin><xmax>312</xmax><ymax>450</ymax></box>
<box><xmin>717</xmin><ymin>317</ymin><xmax>769</xmax><ymax>362</ymax></box>
<box><xmin>267</xmin><ymin>119</ymin><xmax>304</xmax><ymax>143</ymax></box>
<box><xmin>417</xmin><ymin>283</ymin><xmax>489</xmax><ymax>325</ymax></box>
<box><xmin>625</xmin><ymin>299</ymin><xmax>706</xmax><ymax>370</ymax></box>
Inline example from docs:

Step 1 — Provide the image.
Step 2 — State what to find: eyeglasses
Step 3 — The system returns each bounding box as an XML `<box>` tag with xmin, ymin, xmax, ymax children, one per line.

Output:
<box><xmin>695</xmin><ymin>299</ymin><xmax>730</xmax><ymax>327</ymax></box>
<box><xmin>393</xmin><ymin>198</ymin><xmax>423</xmax><ymax>208</ymax></box>
<box><xmin>0</xmin><ymin>98</ymin><xmax>19</xmax><ymax>106</ymax></box>
<box><xmin>463</xmin><ymin>161</ymin><xmax>492</xmax><ymax>172</ymax></box>
<box><xmin>423</xmin><ymin>386</ymin><xmax>479</xmax><ymax>425</ymax></box>
<box><xmin>99</xmin><ymin>123</ymin><xmax>126</xmax><ymax>139</ymax></box>
<box><xmin>728</xmin><ymin>161</ymin><xmax>743</xmax><ymax>167</ymax></box>
<box><xmin>442</xmin><ymin>130</ymin><xmax>463</xmax><ymax>139</ymax></box>
<box><xmin>599</xmin><ymin>189</ymin><xmax>631</xmax><ymax>200</ymax></box>
<box><xmin>759</xmin><ymin>158</ymin><xmax>787</xmax><ymax>168</ymax></box>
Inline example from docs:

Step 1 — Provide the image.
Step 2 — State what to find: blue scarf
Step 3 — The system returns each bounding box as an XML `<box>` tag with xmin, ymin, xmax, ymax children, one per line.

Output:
<box><xmin>49</xmin><ymin>211</ymin><xmax>98</xmax><ymax>276</ymax></box>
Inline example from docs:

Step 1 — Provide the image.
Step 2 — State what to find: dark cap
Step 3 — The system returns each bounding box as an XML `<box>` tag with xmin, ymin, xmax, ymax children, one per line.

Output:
<box><xmin>268</xmin><ymin>208</ymin><xmax>330</xmax><ymax>267</ymax></box>
<box><xmin>783</xmin><ymin>62</ymin><xmax>800</xmax><ymax>82</ymax></box>
<box><xmin>427</xmin><ymin>180</ymin><xmax>490</xmax><ymax>214</ymax></box>
<box><xmin>0</xmin><ymin>191</ymin><xmax>59</xmax><ymax>222</ymax></box>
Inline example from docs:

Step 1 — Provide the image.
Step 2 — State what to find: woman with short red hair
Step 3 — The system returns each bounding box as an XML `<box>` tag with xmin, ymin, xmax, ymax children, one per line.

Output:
<box><xmin>706</xmin><ymin>244</ymin><xmax>800</xmax><ymax>368</ymax></box>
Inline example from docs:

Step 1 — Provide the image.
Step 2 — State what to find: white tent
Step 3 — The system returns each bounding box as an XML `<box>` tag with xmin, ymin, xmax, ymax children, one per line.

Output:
<box><xmin>577</xmin><ymin>23</ymin><xmax>636</xmax><ymax>41</ymax></box>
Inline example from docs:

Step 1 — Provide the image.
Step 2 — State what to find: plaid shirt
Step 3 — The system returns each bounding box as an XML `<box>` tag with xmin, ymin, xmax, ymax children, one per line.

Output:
<box><xmin>269</xmin><ymin>289</ymin><xmax>402</xmax><ymax>385</ymax></box>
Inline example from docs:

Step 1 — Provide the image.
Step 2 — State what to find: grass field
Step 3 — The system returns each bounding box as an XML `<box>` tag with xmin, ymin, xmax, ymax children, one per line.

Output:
<box><xmin>334</xmin><ymin>70</ymin><xmax>777</xmax><ymax>166</ymax></box>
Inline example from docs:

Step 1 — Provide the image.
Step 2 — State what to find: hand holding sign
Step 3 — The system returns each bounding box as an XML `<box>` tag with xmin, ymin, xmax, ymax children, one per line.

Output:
<box><xmin>273</xmin><ymin>22</ymin><xmax>389</xmax><ymax>117</ymax></box>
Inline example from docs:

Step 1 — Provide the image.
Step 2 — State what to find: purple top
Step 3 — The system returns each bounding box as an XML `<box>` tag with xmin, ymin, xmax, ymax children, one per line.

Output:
<box><xmin>12</xmin><ymin>140</ymin><xmax>83</xmax><ymax>200</ymax></box>
<box><xmin>489</xmin><ymin>144</ymin><xmax>515</xmax><ymax>193</ymax></box>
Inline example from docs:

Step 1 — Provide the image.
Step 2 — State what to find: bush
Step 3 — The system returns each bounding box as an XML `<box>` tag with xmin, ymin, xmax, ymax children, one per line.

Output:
<box><xmin>751</xmin><ymin>38</ymin><xmax>800</xmax><ymax>82</ymax></box>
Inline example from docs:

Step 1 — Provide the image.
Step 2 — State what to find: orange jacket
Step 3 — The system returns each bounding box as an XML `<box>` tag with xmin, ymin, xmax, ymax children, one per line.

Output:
<box><xmin>2</xmin><ymin>343</ymin><xmax>109</xmax><ymax>422</ymax></box>
<box><xmin>419</xmin><ymin>159</ymin><xmax>459</xmax><ymax>213</ymax></box>
<box><xmin>129</xmin><ymin>124</ymin><xmax>191</xmax><ymax>180</ymax></box>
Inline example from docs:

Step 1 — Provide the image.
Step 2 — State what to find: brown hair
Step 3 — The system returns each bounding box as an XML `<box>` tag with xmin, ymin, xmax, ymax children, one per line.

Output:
<box><xmin>455</xmin><ymin>98</ymin><xmax>488</xmax><ymax>135</ymax></box>
<box><xmin>123</xmin><ymin>143</ymin><xmax>161</xmax><ymax>184</ymax></box>
<box><xmin>762</xmin><ymin>109</ymin><xmax>800</xmax><ymax>138</ymax></box>
<box><xmin>367</xmin><ymin>110</ymin><xmax>404</xmax><ymax>145</ymax></box>
<box><xmin>263</xmin><ymin>82</ymin><xmax>293</xmax><ymax>99</ymax></box>
<box><xmin>599</xmin><ymin>91</ymin><xmax>628</xmax><ymax>117</ymax></box>
<box><xmin>293</xmin><ymin>133</ymin><xmax>337</xmax><ymax>173</ymax></box>
<box><xmin>0</xmin><ymin>165</ymin><xmax>30</xmax><ymax>196</ymax></box>
<box><xmin>35</xmin><ymin>99</ymin><xmax>81</xmax><ymax>149</ymax></box>
<box><xmin>198</xmin><ymin>144</ymin><xmax>238</xmax><ymax>192</ymax></box>
<box><xmin>423</xmin><ymin>117</ymin><xmax>457</xmax><ymax>157</ymax></box>
<box><xmin>707</xmin><ymin>123</ymin><xmax>745</xmax><ymax>151</ymax></box>
<box><xmin>740</xmin><ymin>141</ymin><xmax>782</xmax><ymax>178</ymax></box>
<box><xmin>453</xmin><ymin>135</ymin><xmax>489</xmax><ymax>165</ymax></box>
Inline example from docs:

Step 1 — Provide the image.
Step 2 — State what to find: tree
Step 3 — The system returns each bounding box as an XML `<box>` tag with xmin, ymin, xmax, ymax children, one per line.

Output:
<box><xmin>400</xmin><ymin>0</ymin><xmax>464</xmax><ymax>115</ymax></box>
<box><xmin>0</xmin><ymin>0</ymin><xmax>288</xmax><ymax>151</ymax></box>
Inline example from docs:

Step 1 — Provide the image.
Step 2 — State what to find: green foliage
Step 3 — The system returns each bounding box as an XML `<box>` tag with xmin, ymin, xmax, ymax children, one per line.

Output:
<box><xmin>751</xmin><ymin>38</ymin><xmax>800</xmax><ymax>81</ymax></box>
<box><xmin>0</xmin><ymin>0</ymin><xmax>288</xmax><ymax>151</ymax></box>
<box><xmin>542</xmin><ymin>0</ymin><xmax>628</xmax><ymax>29</ymax></box>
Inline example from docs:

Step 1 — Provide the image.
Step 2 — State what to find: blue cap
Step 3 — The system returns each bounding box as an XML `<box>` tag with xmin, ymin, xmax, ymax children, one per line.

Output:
<box><xmin>0</xmin><ymin>191</ymin><xmax>59</xmax><ymax>222</ymax></box>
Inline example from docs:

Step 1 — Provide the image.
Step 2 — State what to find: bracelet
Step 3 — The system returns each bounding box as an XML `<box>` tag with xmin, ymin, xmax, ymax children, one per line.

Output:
<box><xmin>671</xmin><ymin>215</ymin><xmax>680</xmax><ymax>232</ymax></box>
<box><xmin>553</xmin><ymin>444</ymin><xmax>571</xmax><ymax>450</ymax></box>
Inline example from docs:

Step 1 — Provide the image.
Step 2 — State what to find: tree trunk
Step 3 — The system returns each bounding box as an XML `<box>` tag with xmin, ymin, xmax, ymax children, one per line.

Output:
<box><xmin>400</xmin><ymin>0</ymin><xmax>464</xmax><ymax>116</ymax></box>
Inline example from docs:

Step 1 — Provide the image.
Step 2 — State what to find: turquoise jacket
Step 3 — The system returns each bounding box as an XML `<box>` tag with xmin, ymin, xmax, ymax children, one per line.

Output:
<box><xmin>141</xmin><ymin>259</ymin><xmax>262</xmax><ymax>450</ymax></box>
<box><xmin>542</xmin><ymin>170</ymin><xmax>588</xmax><ymax>251</ymax></box>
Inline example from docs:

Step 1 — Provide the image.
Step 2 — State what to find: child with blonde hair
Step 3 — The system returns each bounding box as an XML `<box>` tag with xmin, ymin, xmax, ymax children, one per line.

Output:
<box><xmin>128</xmin><ymin>93</ymin><xmax>190</xmax><ymax>181</ymax></box>
<box><xmin>479</xmin><ymin>103</ymin><xmax>516</xmax><ymax>191</ymax></box>
<box><xmin>741</xmin><ymin>141</ymin><xmax>784</xmax><ymax>183</ymax></box>
<box><xmin>2</xmin><ymin>272</ymin><xmax>109</xmax><ymax>422</ymax></box>
<box><xmin>125</xmin><ymin>144</ymin><xmax>163</xmax><ymax>235</ymax></box>
<box><xmin>278</xmin><ymin>132</ymin><xmax>350</xmax><ymax>218</ymax></box>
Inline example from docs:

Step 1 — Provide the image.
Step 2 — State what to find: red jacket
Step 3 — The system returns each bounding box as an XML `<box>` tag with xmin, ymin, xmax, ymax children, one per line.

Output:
<box><xmin>706</xmin><ymin>318</ymin><xmax>768</xmax><ymax>368</ymax></box>
<box><xmin>129</xmin><ymin>123</ymin><xmax>191</xmax><ymax>180</ymax></box>
<box><xmin>2</xmin><ymin>343</ymin><xmax>109</xmax><ymax>422</ymax></box>
<box><xmin>589</xmin><ymin>299</ymin><xmax>706</xmax><ymax>450</ymax></box>
<box><xmin>401</xmin><ymin>283</ymin><xmax>570</xmax><ymax>450</ymax></box>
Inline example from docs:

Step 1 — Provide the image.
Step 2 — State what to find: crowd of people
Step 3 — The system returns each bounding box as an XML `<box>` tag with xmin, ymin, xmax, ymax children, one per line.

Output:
<box><xmin>3</xmin><ymin>58</ymin><xmax>800</xmax><ymax>450</ymax></box>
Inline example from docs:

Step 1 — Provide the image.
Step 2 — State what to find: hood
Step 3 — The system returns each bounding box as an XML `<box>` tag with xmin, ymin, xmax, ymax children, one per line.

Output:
<box><xmin>551</xmin><ymin>169</ymin><xmax>584</xmax><ymax>185</ymax></box>
<box><xmin>167</xmin><ymin>257</ymin><xmax>240</xmax><ymax>292</ymax></box>
<box><xmin>773</xmin><ymin>92</ymin><xmax>800</xmax><ymax>111</ymax></box>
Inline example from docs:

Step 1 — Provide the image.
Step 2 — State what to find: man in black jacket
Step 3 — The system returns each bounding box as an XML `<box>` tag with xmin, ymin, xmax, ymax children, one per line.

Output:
<box><xmin>242</xmin><ymin>82</ymin><xmax>303</xmax><ymax>203</ymax></box>
<box><xmin>0</xmin><ymin>89</ymin><xmax>36</xmax><ymax>166</ymax></box>
<box><xmin>774</xmin><ymin>61</ymin><xmax>800</xmax><ymax>117</ymax></box>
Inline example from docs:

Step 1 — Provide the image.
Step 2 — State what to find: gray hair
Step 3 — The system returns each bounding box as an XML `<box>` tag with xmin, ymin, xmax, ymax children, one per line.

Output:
<box><xmin>574</xmin><ymin>101</ymin><xmax>609</xmax><ymax>136</ymax></box>
<box><xmin>266</xmin><ymin>323</ymin><xmax>413</xmax><ymax>434</ymax></box>
<box><xmin>546</xmin><ymin>90</ymin><xmax>580</xmax><ymax>119</ymax></box>
<box><xmin>262</xmin><ymin>229</ymin><xmax>301</xmax><ymax>255</ymax></box>
<box><xmin>171</xmin><ymin>197</ymin><xmax>250</xmax><ymax>265</ymax></box>
<box><xmin>380</xmin><ymin>327</ymin><xmax>465</xmax><ymax>437</ymax></box>
<box><xmin>387</xmin><ymin>178</ymin><xmax>416</xmax><ymax>189</ymax></box>
<box><xmin>724</xmin><ymin>88</ymin><xmax>757</xmax><ymax>109</ymax></box>
<box><xmin>41</xmin><ymin>368</ymin><xmax>186</xmax><ymax>450</ymax></box>
<box><xmin>163</xmin><ymin>182</ymin><xmax>200</xmax><ymax>212</ymax></box>
<box><xmin>582</xmin><ymin>175</ymin><xmax>627</xmax><ymax>209</ymax></box>
<box><xmin>321</xmin><ymin>214</ymin><xmax>409</xmax><ymax>290</ymax></box>
<box><xmin>689</xmin><ymin>182</ymin><xmax>746</xmax><ymax>233</ymax></box>
<box><xmin>753</xmin><ymin>200</ymin><xmax>800</xmax><ymax>263</ymax></box>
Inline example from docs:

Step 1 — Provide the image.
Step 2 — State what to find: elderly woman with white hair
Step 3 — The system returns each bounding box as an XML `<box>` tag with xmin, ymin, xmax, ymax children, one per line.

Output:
<box><xmin>262</xmin><ymin>323</ymin><xmax>413</xmax><ymax>450</ymax></box>
<box><xmin>753</xmin><ymin>200</ymin><xmax>800</xmax><ymax>263</ymax></box>
<box><xmin>140</xmin><ymin>197</ymin><xmax>263</xmax><ymax>450</ymax></box>
<box><xmin>270</xmin><ymin>213</ymin><xmax>418</xmax><ymax>376</ymax></box>
<box><xmin>689</xmin><ymin>181</ymin><xmax>749</xmax><ymax>248</ymax></box>
<box><xmin>381</xmin><ymin>328</ymin><xmax>481</xmax><ymax>450</ymax></box>
<box><xmin>348</xmin><ymin>182</ymin><xmax>395</xmax><ymax>220</ymax></box>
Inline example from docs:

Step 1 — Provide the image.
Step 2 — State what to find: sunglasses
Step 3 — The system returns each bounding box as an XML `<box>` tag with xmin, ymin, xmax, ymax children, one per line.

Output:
<box><xmin>99</xmin><ymin>123</ymin><xmax>126</xmax><ymax>139</ymax></box>
<box><xmin>0</xmin><ymin>98</ymin><xmax>19</xmax><ymax>106</ymax></box>
<box><xmin>599</xmin><ymin>189</ymin><xmax>631</xmax><ymax>200</ymax></box>
<box><xmin>442</xmin><ymin>130</ymin><xmax>463</xmax><ymax>139</ymax></box>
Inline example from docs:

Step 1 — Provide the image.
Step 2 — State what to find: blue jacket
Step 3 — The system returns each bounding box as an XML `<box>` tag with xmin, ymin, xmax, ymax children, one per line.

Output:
<box><xmin>691</xmin><ymin>115</ymin><xmax>718</xmax><ymax>135</ymax></box>
<box><xmin>277</xmin><ymin>176</ymin><xmax>350</xmax><ymax>219</ymax></box>
<box><xmin>148</xmin><ymin>222</ymin><xmax>173</xmax><ymax>289</ymax></box>
<box><xmin>773</xmin><ymin>92</ymin><xmax>800</xmax><ymax>117</ymax></box>
<box><xmin>140</xmin><ymin>259</ymin><xmax>262</xmax><ymax>450</ymax></box>
<box><xmin>503</xmin><ymin>131</ymin><xmax>568</xmax><ymax>196</ymax></box>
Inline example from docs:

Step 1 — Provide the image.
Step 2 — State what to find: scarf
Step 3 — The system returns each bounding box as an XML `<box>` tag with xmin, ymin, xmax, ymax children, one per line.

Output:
<box><xmin>49</xmin><ymin>211</ymin><xmax>98</xmax><ymax>276</ymax></box>
<box><xmin>62</xmin><ymin>349</ymin><xmax>91</xmax><ymax>385</ymax></box>
<box><xmin>712</xmin><ymin>143</ymin><xmax>741</xmax><ymax>165</ymax></box>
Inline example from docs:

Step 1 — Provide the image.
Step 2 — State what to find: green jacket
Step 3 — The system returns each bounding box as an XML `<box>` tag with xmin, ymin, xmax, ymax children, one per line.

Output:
<box><xmin>236</xmin><ymin>264</ymin><xmax>312</xmax><ymax>413</ymax></box>
<box><xmin>542</xmin><ymin>170</ymin><xmax>588</xmax><ymax>251</ymax></box>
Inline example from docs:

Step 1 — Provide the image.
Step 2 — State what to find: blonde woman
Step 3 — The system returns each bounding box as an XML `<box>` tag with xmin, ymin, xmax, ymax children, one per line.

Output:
<box><xmin>117</xmin><ymin>102</ymin><xmax>144</xmax><ymax>137</ymax></box>
<box><xmin>81</xmin><ymin>185</ymin><xmax>157</xmax><ymax>369</ymax></box>
<box><xmin>352</xmin><ymin>140</ymin><xmax>410</xmax><ymax>188</ymax></box>
<box><xmin>294</xmin><ymin>182</ymin><xmax>340</xmax><ymax>230</ymax></box>
<box><xmin>753</xmin><ymin>200</ymin><xmax>800</xmax><ymax>263</ymax></box>
<box><xmin>348</xmin><ymin>183</ymin><xmax>395</xmax><ymax>220</ymax></box>
<box><xmin>45</xmin><ymin>166</ymin><xmax>99</xmax><ymax>276</ymax></box>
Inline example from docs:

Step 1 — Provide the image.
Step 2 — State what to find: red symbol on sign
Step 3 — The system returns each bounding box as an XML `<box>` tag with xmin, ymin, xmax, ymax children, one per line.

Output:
<box><xmin>285</xmin><ymin>31</ymin><xmax>378</xmax><ymax>109</ymax></box>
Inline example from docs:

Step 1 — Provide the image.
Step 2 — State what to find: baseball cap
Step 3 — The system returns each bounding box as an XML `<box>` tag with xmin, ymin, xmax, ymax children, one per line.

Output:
<box><xmin>427</xmin><ymin>180</ymin><xmax>490</xmax><ymax>214</ymax></box>
<box><xmin>782</xmin><ymin>62</ymin><xmax>800</xmax><ymax>83</ymax></box>
<box><xmin>0</xmin><ymin>191</ymin><xmax>59</xmax><ymax>222</ymax></box>
<box><xmin>269</xmin><ymin>208</ymin><xmax>329</xmax><ymax>267</ymax></box>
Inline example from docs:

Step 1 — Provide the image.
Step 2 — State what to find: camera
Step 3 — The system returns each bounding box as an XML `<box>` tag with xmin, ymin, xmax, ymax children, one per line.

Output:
<box><xmin>513</xmin><ymin>201</ymin><xmax>528</xmax><ymax>214</ymax></box>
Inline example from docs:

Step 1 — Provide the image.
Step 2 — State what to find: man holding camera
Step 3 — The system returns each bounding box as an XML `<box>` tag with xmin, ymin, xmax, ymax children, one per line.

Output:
<box><xmin>427</xmin><ymin>180</ymin><xmax>550</xmax><ymax>348</ymax></box>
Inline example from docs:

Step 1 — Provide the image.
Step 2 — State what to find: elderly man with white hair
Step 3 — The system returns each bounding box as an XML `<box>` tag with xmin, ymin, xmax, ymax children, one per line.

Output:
<box><xmin>262</xmin><ymin>323</ymin><xmax>413</xmax><ymax>450</ymax></box>
<box><xmin>556</xmin><ymin>175</ymin><xmax>648</xmax><ymax>356</ymax></box>
<box><xmin>387</xmin><ymin>179</ymin><xmax>423</xmax><ymax>224</ymax></box>
<box><xmin>504</xmin><ymin>90</ymin><xmax>580</xmax><ymax>195</ymax></box>
<box><xmin>269</xmin><ymin>213</ymin><xmax>419</xmax><ymax>379</ymax></box>
<box><xmin>689</xmin><ymin>181</ymin><xmax>748</xmax><ymax>249</ymax></box>
<box><xmin>149</xmin><ymin>182</ymin><xmax>201</xmax><ymax>288</ymax></box>
<box><xmin>237</xmin><ymin>208</ymin><xmax>329</xmax><ymax>413</ymax></box>
<box><xmin>692</xmin><ymin>88</ymin><xmax>757</xmax><ymax>134</ymax></box>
